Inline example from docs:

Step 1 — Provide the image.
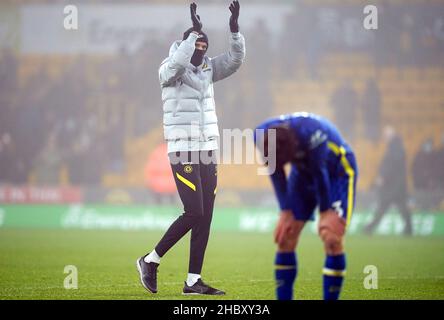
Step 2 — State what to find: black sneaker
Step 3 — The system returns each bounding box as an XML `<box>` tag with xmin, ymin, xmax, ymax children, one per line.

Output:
<box><xmin>136</xmin><ymin>257</ymin><xmax>158</xmax><ymax>293</ymax></box>
<box><xmin>183</xmin><ymin>279</ymin><xmax>225</xmax><ymax>295</ymax></box>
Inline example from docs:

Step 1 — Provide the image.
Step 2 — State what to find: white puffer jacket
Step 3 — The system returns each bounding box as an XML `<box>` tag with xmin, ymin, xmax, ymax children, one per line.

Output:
<box><xmin>159</xmin><ymin>32</ymin><xmax>246</xmax><ymax>153</ymax></box>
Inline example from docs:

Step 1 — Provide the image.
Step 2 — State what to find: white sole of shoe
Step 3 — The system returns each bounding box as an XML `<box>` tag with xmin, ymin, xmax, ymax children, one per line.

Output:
<box><xmin>182</xmin><ymin>292</ymin><xmax>202</xmax><ymax>295</ymax></box>
<box><xmin>182</xmin><ymin>291</ymin><xmax>225</xmax><ymax>296</ymax></box>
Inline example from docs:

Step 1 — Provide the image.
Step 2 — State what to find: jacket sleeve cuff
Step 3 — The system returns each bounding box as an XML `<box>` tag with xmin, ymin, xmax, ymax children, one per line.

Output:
<box><xmin>187</xmin><ymin>32</ymin><xmax>199</xmax><ymax>42</ymax></box>
<box><xmin>231</xmin><ymin>32</ymin><xmax>241</xmax><ymax>39</ymax></box>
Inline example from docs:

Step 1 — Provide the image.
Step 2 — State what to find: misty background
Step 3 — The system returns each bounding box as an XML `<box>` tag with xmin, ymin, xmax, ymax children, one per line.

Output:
<box><xmin>0</xmin><ymin>0</ymin><xmax>443</xmax><ymax>212</ymax></box>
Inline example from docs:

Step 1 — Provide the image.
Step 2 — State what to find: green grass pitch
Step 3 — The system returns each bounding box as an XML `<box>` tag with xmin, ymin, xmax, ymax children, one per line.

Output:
<box><xmin>1</xmin><ymin>229</ymin><xmax>443</xmax><ymax>300</ymax></box>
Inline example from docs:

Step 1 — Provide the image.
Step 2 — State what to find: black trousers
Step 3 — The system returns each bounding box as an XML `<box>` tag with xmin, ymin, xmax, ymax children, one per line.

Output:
<box><xmin>155</xmin><ymin>150</ymin><xmax>217</xmax><ymax>274</ymax></box>
<box><xmin>366</xmin><ymin>191</ymin><xmax>413</xmax><ymax>235</ymax></box>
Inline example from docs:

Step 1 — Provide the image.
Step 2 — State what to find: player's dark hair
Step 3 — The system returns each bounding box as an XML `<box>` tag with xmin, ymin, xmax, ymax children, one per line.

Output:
<box><xmin>263</xmin><ymin>124</ymin><xmax>297</xmax><ymax>168</ymax></box>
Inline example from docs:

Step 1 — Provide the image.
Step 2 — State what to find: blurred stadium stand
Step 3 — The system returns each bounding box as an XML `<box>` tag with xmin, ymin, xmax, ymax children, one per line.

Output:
<box><xmin>0</xmin><ymin>0</ymin><xmax>443</xmax><ymax>209</ymax></box>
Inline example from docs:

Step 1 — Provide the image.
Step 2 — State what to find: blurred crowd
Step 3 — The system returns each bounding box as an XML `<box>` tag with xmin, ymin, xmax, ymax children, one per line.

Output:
<box><xmin>413</xmin><ymin>136</ymin><xmax>444</xmax><ymax>191</ymax></box>
<box><xmin>0</xmin><ymin>43</ymin><xmax>164</xmax><ymax>185</ymax></box>
<box><xmin>0</xmin><ymin>1</ymin><xmax>443</xmax><ymax>190</ymax></box>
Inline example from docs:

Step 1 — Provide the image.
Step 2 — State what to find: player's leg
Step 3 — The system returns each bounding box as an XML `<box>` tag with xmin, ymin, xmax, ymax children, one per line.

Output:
<box><xmin>395</xmin><ymin>194</ymin><xmax>413</xmax><ymax>236</ymax></box>
<box><xmin>183</xmin><ymin>150</ymin><xmax>223</xmax><ymax>295</ymax></box>
<box><xmin>364</xmin><ymin>193</ymin><xmax>391</xmax><ymax>234</ymax></box>
<box><xmin>154</xmin><ymin>151</ymin><xmax>204</xmax><ymax>258</ymax></box>
<box><xmin>274</xmin><ymin>168</ymin><xmax>315</xmax><ymax>300</ymax></box>
<box><xmin>319</xmin><ymin>152</ymin><xmax>357</xmax><ymax>300</ymax></box>
<box><xmin>274</xmin><ymin>215</ymin><xmax>305</xmax><ymax>300</ymax></box>
<box><xmin>138</xmin><ymin>151</ymin><xmax>204</xmax><ymax>293</ymax></box>
<box><xmin>319</xmin><ymin>211</ymin><xmax>346</xmax><ymax>300</ymax></box>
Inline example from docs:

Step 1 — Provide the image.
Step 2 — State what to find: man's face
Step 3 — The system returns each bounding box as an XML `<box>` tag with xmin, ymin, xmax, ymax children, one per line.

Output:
<box><xmin>190</xmin><ymin>41</ymin><xmax>207</xmax><ymax>67</ymax></box>
<box><xmin>195</xmin><ymin>41</ymin><xmax>208</xmax><ymax>51</ymax></box>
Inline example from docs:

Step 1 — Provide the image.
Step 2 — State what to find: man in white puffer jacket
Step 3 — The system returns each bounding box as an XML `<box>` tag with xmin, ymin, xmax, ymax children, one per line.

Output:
<box><xmin>137</xmin><ymin>1</ymin><xmax>245</xmax><ymax>296</ymax></box>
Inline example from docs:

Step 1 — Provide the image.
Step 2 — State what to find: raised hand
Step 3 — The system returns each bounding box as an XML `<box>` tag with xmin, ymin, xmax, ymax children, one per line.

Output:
<box><xmin>229</xmin><ymin>0</ymin><xmax>240</xmax><ymax>33</ymax></box>
<box><xmin>190</xmin><ymin>2</ymin><xmax>202</xmax><ymax>32</ymax></box>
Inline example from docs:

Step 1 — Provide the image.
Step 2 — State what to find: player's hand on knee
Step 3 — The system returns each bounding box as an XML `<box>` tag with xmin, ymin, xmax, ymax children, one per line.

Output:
<box><xmin>318</xmin><ymin>209</ymin><xmax>345</xmax><ymax>254</ymax></box>
<box><xmin>274</xmin><ymin>210</ymin><xmax>297</xmax><ymax>246</ymax></box>
<box><xmin>319</xmin><ymin>209</ymin><xmax>346</xmax><ymax>237</ymax></box>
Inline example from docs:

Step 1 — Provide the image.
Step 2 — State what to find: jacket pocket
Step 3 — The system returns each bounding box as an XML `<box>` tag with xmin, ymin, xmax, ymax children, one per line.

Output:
<box><xmin>176</xmin><ymin>99</ymin><xmax>199</xmax><ymax>113</ymax></box>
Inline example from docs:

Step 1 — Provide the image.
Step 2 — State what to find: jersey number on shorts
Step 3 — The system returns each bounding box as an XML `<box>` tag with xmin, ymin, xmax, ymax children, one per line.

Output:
<box><xmin>332</xmin><ymin>200</ymin><xmax>343</xmax><ymax>216</ymax></box>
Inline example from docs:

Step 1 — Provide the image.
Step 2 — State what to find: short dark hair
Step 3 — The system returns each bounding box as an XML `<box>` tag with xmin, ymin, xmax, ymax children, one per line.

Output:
<box><xmin>262</xmin><ymin>125</ymin><xmax>297</xmax><ymax>168</ymax></box>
